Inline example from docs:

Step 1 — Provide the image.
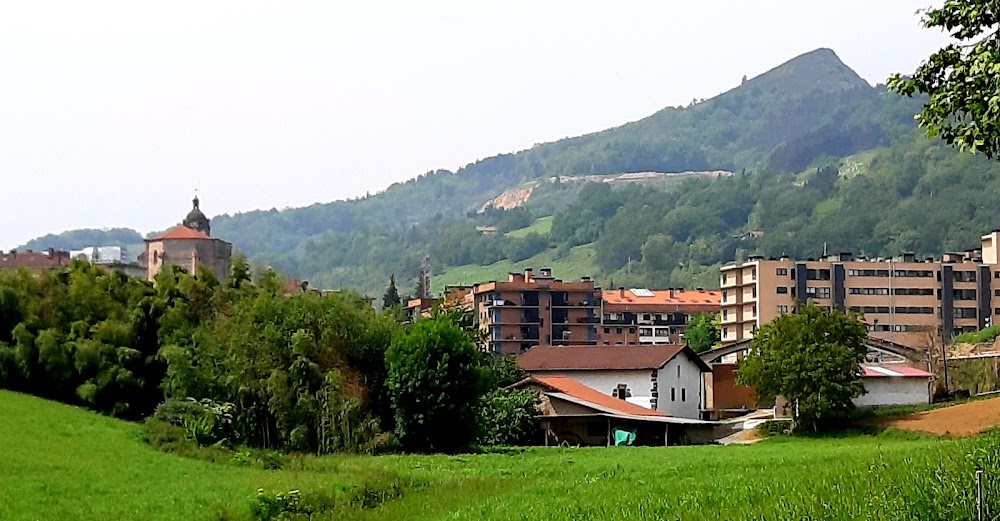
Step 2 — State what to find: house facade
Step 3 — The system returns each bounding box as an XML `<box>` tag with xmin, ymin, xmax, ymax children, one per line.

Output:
<box><xmin>854</xmin><ymin>364</ymin><xmax>934</xmax><ymax>408</ymax></box>
<box><xmin>516</xmin><ymin>345</ymin><xmax>710</xmax><ymax>419</ymax></box>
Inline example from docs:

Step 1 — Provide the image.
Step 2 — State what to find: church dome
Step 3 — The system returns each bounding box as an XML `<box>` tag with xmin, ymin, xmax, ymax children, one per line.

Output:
<box><xmin>183</xmin><ymin>196</ymin><xmax>211</xmax><ymax>236</ymax></box>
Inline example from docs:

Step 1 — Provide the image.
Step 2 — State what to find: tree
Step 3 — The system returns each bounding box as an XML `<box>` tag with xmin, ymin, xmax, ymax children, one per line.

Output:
<box><xmin>385</xmin><ymin>315</ymin><xmax>488</xmax><ymax>452</ymax></box>
<box><xmin>735</xmin><ymin>303</ymin><xmax>868</xmax><ymax>432</ymax></box>
<box><xmin>382</xmin><ymin>274</ymin><xmax>401</xmax><ymax>309</ymax></box>
<box><xmin>685</xmin><ymin>313</ymin><xmax>720</xmax><ymax>353</ymax></box>
<box><xmin>889</xmin><ymin>2</ymin><xmax>1000</xmax><ymax>157</ymax></box>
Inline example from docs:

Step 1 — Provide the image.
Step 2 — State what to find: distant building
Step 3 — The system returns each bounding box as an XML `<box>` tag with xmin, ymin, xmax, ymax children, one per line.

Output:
<box><xmin>719</xmin><ymin>243</ymin><xmax>1000</xmax><ymax>348</ymax></box>
<box><xmin>473</xmin><ymin>268</ymin><xmax>600</xmax><ymax>354</ymax></box>
<box><xmin>141</xmin><ymin>197</ymin><xmax>233</xmax><ymax>282</ymax></box>
<box><xmin>599</xmin><ymin>288</ymin><xmax>720</xmax><ymax>346</ymax></box>
<box><xmin>475</xmin><ymin>226</ymin><xmax>498</xmax><ymax>236</ymax></box>
<box><xmin>0</xmin><ymin>249</ymin><xmax>72</xmax><ymax>271</ymax></box>
<box><xmin>70</xmin><ymin>245</ymin><xmax>146</xmax><ymax>278</ymax></box>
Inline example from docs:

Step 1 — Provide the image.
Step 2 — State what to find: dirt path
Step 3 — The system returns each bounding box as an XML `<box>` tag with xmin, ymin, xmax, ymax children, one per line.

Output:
<box><xmin>886</xmin><ymin>397</ymin><xmax>1000</xmax><ymax>436</ymax></box>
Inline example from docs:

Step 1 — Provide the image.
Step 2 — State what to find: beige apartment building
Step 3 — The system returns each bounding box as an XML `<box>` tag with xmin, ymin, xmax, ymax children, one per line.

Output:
<box><xmin>720</xmin><ymin>232</ymin><xmax>1000</xmax><ymax>349</ymax></box>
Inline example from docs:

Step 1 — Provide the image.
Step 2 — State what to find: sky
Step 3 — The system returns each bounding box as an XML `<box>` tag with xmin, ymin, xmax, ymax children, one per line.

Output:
<box><xmin>0</xmin><ymin>1</ymin><xmax>950</xmax><ymax>249</ymax></box>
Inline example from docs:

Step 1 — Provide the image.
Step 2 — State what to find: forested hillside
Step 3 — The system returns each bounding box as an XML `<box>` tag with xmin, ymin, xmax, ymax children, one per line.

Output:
<box><xmin>25</xmin><ymin>48</ymin><xmax>1000</xmax><ymax>297</ymax></box>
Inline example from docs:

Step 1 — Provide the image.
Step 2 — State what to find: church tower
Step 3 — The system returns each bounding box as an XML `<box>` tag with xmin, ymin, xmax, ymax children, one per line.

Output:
<box><xmin>182</xmin><ymin>196</ymin><xmax>211</xmax><ymax>236</ymax></box>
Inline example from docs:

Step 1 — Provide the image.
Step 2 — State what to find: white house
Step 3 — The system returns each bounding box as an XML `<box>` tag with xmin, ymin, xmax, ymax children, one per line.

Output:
<box><xmin>516</xmin><ymin>345</ymin><xmax>711</xmax><ymax>419</ymax></box>
<box><xmin>853</xmin><ymin>364</ymin><xmax>935</xmax><ymax>408</ymax></box>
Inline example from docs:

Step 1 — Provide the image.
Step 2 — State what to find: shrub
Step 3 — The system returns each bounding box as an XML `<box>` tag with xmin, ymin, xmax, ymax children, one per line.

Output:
<box><xmin>386</xmin><ymin>315</ymin><xmax>488</xmax><ymax>452</ymax></box>
<box><xmin>477</xmin><ymin>388</ymin><xmax>541</xmax><ymax>446</ymax></box>
<box><xmin>152</xmin><ymin>397</ymin><xmax>235</xmax><ymax>447</ymax></box>
<box><xmin>954</xmin><ymin>325</ymin><xmax>1000</xmax><ymax>345</ymax></box>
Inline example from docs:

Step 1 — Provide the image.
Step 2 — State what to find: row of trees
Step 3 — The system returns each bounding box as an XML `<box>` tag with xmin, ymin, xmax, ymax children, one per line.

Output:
<box><xmin>0</xmin><ymin>261</ymin><xmax>536</xmax><ymax>453</ymax></box>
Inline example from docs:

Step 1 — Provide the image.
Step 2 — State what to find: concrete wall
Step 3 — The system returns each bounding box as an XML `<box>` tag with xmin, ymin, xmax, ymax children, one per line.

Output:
<box><xmin>660</xmin><ymin>356</ymin><xmax>703</xmax><ymax>419</ymax></box>
<box><xmin>853</xmin><ymin>378</ymin><xmax>931</xmax><ymax>407</ymax></box>
<box><xmin>146</xmin><ymin>238</ymin><xmax>232</xmax><ymax>282</ymax></box>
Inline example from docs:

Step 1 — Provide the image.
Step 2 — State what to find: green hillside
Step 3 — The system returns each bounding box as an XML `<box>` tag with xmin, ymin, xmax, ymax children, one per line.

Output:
<box><xmin>504</xmin><ymin>216</ymin><xmax>553</xmax><ymax>239</ymax></box>
<box><xmin>0</xmin><ymin>391</ymin><xmax>361</xmax><ymax>521</ymax></box>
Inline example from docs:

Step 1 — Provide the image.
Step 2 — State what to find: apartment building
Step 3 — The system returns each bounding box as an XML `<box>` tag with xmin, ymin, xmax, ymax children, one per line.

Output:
<box><xmin>720</xmin><ymin>247</ymin><xmax>995</xmax><ymax>349</ymax></box>
<box><xmin>599</xmin><ymin>288</ymin><xmax>720</xmax><ymax>346</ymax></box>
<box><xmin>473</xmin><ymin>268</ymin><xmax>600</xmax><ymax>354</ymax></box>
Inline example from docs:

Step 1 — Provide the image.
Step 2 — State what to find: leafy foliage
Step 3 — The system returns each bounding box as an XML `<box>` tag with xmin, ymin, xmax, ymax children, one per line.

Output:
<box><xmin>476</xmin><ymin>389</ymin><xmax>540</xmax><ymax>446</ymax></box>
<box><xmin>684</xmin><ymin>313</ymin><xmax>720</xmax><ymax>354</ymax></box>
<box><xmin>386</xmin><ymin>315</ymin><xmax>489</xmax><ymax>452</ymax></box>
<box><xmin>889</xmin><ymin>1</ymin><xmax>1000</xmax><ymax>157</ymax></box>
<box><xmin>736</xmin><ymin>303</ymin><xmax>868</xmax><ymax>432</ymax></box>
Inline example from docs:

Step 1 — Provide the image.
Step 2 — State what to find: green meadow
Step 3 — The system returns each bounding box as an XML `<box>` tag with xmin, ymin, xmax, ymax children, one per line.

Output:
<box><xmin>2</xmin><ymin>390</ymin><xmax>998</xmax><ymax>520</ymax></box>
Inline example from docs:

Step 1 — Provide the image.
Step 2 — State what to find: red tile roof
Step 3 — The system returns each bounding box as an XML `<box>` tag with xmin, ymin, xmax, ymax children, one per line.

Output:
<box><xmin>862</xmin><ymin>364</ymin><xmax>935</xmax><ymax>378</ymax></box>
<box><xmin>530</xmin><ymin>376</ymin><xmax>665</xmax><ymax>417</ymax></box>
<box><xmin>149</xmin><ymin>226</ymin><xmax>211</xmax><ymax>241</ymax></box>
<box><xmin>518</xmin><ymin>345</ymin><xmax>709</xmax><ymax>372</ymax></box>
<box><xmin>602</xmin><ymin>289</ymin><xmax>720</xmax><ymax>308</ymax></box>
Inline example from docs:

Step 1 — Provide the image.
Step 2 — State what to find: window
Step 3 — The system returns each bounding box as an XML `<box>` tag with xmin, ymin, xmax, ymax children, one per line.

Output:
<box><xmin>895</xmin><ymin>306</ymin><xmax>935</xmax><ymax>314</ymax></box>
<box><xmin>721</xmin><ymin>290</ymin><xmax>728</xmax><ymax>303</ymax></box>
<box><xmin>639</xmin><ymin>327</ymin><xmax>652</xmax><ymax>336</ymax></box>
<box><xmin>654</xmin><ymin>328</ymin><xmax>669</xmax><ymax>337</ymax></box>
<box><xmin>994</xmin><ymin>272</ymin><xmax>1000</xmax><ymax>279</ymax></box>
<box><xmin>616</xmin><ymin>327</ymin><xmax>623</xmax><ymax>334</ymax></box>
<box><xmin>954</xmin><ymin>289</ymin><xmax>977</xmax><ymax>300</ymax></box>
<box><xmin>953</xmin><ymin>271</ymin><xmax>977</xmax><ymax>282</ymax></box>
<box><xmin>848</xmin><ymin>269</ymin><xmax>890</xmax><ymax>277</ymax></box>
<box><xmin>723</xmin><ymin>310</ymin><xmax>729</xmax><ymax>320</ymax></box>
<box><xmin>752</xmin><ymin>286</ymin><xmax>757</xmax><ymax>298</ymax></box>
<box><xmin>777</xmin><ymin>287</ymin><xmax>788</xmax><ymax>294</ymax></box>
<box><xmin>723</xmin><ymin>327</ymin><xmax>729</xmax><ymax>337</ymax></box>
<box><xmin>681</xmin><ymin>388</ymin><xmax>686</xmax><ymax>402</ymax></box>
<box><xmin>816</xmin><ymin>287</ymin><xmax>831</xmax><ymax>299</ymax></box>
<box><xmin>953</xmin><ymin>307</ymin><xmax>978</xmax><ymax>319</ymax></box>
<box><xmin>995</xmin><ymin>308</ymin><xmax>1000</xmax><ymax>315</ymax></box>
<box><xmin>642</xmin><ymin>314</ymin><xmax>651</xmax><ymax>321</ymax></box>
<box><xmin>671</xmin><ymin>388</ymin><xmax>676</xmax><ymax>402</ymax></box>
<box><xmin>603</xmin><ymin>327</ymin><xmax>610</xmax><ymax>334</ymax></box>
<box><xmin>776</xmin><ymin>268</ymin><xmax>788</xmax><ymax>276</ymax></box>
<box><xmin>895</xmin><ymin>288</ymin><xmax>933</xmax><ymax>296</ymax></box>
<box><xmin>849</xmin><ymin>287</ymin><xmax>889</xmax><ymax>295</ymax></box>
<box><xmin>777</xmin><ymin>305</ymin><xmax>789</xmax><ymax>314</ymax></box>
<box><xmin>628</xmin><ymin>327</ymin><xmax>636</xmax><ymax>334</ymax></box>
<box><xmin>850</xmin><ymin>306</ymin><xmax>891</xmax><ymax>314</ymax></box>
<box><xmin>752</xmin><ymin>304</ymin><xmax>757</xmax><ymax>317</ymax></box>
<box><xmin>677</xmin><ymin>365</ymin><xmax>681</xmax><ymax>378</ymax></box>
<box><xmin>806</xmin><ymin>269</ymin><xmax>831</xmax><ymax>280</ymax></box>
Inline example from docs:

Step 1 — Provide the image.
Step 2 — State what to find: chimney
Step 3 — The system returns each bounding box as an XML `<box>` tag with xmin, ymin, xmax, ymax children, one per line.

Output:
<box><xmin>47</xmin><ymin>248</ymin><xmax>55</xmax><ymax>258</ymax></box>
<box><xmin>669</xmin><ymin>289</ymin><xmax>675</xmax><ymax>298</ymax></box>
<box><xmin>524</xmin><ymin>267</ymin><xmax>533</xmax><ymax>281</ymax></box>
<box><xmin>540</xmin><ymin>267</ymin><xmax>552</xmax><ymax>277</ymax></box>
<box><xmin>619</xmin><ymin>287</ymin><xmax>625</xmax><ymax>298</ymax></box>
<box><xmin>840</xmin><ymin>252</ymin><xmax>853</xmax><ymax>261</ymax></box>
<box><xmin>902</xmin><ymin>251</ymin><xmax>915</xmax><ymax>262</ymax></box>
<box><xmin>580</xmin><ymin>276</ymin><xmax>591</xmax><ymax>282</ymax></box>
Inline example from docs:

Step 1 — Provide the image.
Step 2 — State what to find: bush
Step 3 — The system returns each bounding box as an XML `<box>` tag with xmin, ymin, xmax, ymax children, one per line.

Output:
<box><xmin>477</xmin><ymin>389</ymin><xmax>541</xmax><ymax>446</ymax></box>
<box><xmin>386</xmin><ymin>315</ymin><xmax>488</xmax><ymax>452</ymax></box>
<box><xmin>152</xmin><ymin>397</ymin><xmax>235</xmax><ymax>447</ymax></box>
<box><xmin>954</xmin><ymin>325</ymin><xmax>1000</xmax><ymax>345</ymax></box>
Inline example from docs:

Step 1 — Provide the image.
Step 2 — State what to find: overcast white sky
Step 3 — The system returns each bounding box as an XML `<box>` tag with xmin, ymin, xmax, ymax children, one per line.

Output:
<box><xmin>0</xmin><ymin>1</ymin><xmax>949</xmax><ymax>248</ymax></box>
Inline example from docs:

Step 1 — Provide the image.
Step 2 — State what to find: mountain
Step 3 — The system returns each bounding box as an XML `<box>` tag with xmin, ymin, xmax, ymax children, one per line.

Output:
<box><xmin>27</xmin><ymin>48</ymin><xmax>992</xmax><ymax>298</ymax></box>
<box><xmin>19</xmin><ymin>228</ymin><xmax>144</xmax><ymax>253</ymax></box>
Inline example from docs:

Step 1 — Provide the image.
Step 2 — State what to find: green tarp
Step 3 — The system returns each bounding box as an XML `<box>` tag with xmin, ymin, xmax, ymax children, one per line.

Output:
<box><xmin>613</xmin><ymin>429</ymin><xmax>636</xmax><ymax>446</ymax></box>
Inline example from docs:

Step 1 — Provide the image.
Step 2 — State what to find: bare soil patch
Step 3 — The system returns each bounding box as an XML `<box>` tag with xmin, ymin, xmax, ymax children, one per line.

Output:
<box><xmin>886</xmin><ymin>397</ymin><xmax>1000</xmax><ymax>436</ymax></box>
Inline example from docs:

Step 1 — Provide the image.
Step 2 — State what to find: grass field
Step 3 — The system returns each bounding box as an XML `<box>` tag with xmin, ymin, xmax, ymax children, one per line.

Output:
<box><xmin>3</xmin><ymin>390</ymin><xmax>999</xmax><ymax>520</ymax></box>
<box><xmin>504</xmin><ymin>216</ymin><xmax>553</xmax><ymax>239</ymax></box>
<box><xmin>433</xmin><ymin>243</ymin><xmax>596</xmax><ymax>293</ymax></box>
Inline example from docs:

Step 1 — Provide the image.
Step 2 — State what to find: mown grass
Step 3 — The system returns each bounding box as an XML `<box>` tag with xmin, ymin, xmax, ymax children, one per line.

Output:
<box><xmin>433</xmin><ymin>244</ymin><xmax>596</xmax><ymax>292</ymax></box>
<box><xmin>4</xmin><ymin>390</ymin><xmax>1000</xmax><ymax>520</ymax></box>
<box><xmin>504</xmin><ymin>216</ymin><xmax>553</xmax><ymax>239</ymax></box>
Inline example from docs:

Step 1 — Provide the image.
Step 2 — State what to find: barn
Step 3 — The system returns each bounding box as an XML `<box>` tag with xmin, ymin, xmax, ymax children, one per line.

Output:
<box><xmin>853</xmin><ymin>364</ymin><xmax>935</xmax><ymax>408</ymax></box>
